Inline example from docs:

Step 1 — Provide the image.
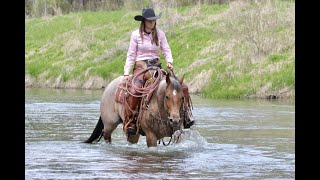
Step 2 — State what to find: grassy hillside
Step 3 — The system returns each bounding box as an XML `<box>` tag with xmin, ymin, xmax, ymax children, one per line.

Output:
<box><xmin>25</xmin><ymin>0</ymin><xmax>295</xmax><ymax>99</ymax></box>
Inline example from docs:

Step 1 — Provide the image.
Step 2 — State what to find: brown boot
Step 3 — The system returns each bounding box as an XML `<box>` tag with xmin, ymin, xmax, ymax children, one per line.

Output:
<box><xmin>184</xmin><ymin>117</ymin><xmax>195</xmax><ymax>128</ymax></box>
<box><xmin>125</xmin><ymin>85</ymin><xmax>142</xmax><ymax>135</ymax></box>
<box><xmin>181</xmin><ymin>83</ymin><xmax>195</xmax><ymax>129</ymax></box>
<box><xmin>125</xmin><ymin>96</ymin><xmax>139</xmax><ymax>135</ymax></box>
<box><xmin>183</xmin><ymin>109</ymin><xmax>195</xmax><ymax>128</ymax></box>
<box><xmin>125</xmin><ymin>64</ymin><xmax>145</xmax><ymax>135</ymax></box>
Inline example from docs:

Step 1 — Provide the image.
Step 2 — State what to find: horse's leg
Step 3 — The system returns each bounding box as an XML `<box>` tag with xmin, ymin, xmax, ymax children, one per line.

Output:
<box><xmin>102</xmin><ymin>119</ymin><xmax>119</xmax><ymax>143</ymax></box>
<box><xmin>127</xmin><ymin>134</ymin><xmax>140</xmax><ymax>144</ymax></box>
<box><xmin>144</xmin><ymin>129</ymin><xmax>158</xmax><ymax>147</ymax></box>
<box><xmin>100</xmin><ymin>76</ymin><xmax>123</xmax><ymax>143</ymax></box>
<box><xmin>100</xmin><ymin>109</ymin><xmax>121</xmax><ymax>143</ymax></box>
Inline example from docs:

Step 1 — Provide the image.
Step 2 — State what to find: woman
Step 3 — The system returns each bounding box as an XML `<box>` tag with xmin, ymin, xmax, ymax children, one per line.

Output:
<box><xmin>123</xmin><ymin>8</ymin><xmax>194</xmax><ymax>135</ymax></box>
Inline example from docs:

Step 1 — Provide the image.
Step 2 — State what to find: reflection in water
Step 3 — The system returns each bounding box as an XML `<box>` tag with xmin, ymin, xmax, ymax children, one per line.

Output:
<box><xmin>25</xmin><ymin>88</ymin><xmax>295</xmax><ymax>179</ymax></box>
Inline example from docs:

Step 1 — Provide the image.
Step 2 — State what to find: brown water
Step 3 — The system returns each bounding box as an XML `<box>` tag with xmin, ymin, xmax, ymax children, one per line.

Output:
<box><xmin>25</xmin><ymin>88</ymin><xmax>295</xmax><ymax>179</ymax></box>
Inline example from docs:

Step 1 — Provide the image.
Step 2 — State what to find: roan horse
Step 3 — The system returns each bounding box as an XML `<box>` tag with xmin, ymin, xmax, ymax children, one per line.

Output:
<box><xmin>83</xmin><ymin>67</ymin><xmax>186</xmax><ymax>147</ymax></box>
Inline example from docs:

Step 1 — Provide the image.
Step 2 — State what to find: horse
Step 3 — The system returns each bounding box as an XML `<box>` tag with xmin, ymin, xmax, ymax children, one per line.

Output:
<box><xmin>83</xmin><ymin>68</ymin><xmax>186</xmax><ymax>147</ymax></box>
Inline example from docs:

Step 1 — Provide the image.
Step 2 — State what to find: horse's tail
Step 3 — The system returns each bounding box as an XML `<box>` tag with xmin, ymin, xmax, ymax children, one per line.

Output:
<box><xmin>83</xmin><ymin>116</ymin><xmax>104</xmax><ymax>143</ymax></box>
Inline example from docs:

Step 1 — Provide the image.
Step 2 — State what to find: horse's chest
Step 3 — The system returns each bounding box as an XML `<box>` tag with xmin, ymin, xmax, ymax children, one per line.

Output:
<box><xmin>141</xmin><ymin>115</ymin><xmax>173</xmax><ymax>137</ymax></box>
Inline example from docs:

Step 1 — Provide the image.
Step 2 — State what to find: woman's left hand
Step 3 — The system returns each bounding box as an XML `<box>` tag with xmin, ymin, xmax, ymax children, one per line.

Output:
<box><xmin>166</xmin><ymin>62</ymin><xmax>174</xmax><ymax>71</ymax></box>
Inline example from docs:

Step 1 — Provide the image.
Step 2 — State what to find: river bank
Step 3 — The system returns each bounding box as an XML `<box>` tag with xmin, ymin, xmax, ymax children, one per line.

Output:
<box><xmin>25</xmin><ymin>1</ymin><xmax>295</xmax><ymax>99</ymax></box>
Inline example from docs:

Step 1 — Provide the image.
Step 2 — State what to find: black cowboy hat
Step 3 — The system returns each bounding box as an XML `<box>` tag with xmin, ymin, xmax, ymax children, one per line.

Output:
<box><xmin>134</xmin><ymin>8</ymin><xmax>162</xmax><ymax>21</ymax></box>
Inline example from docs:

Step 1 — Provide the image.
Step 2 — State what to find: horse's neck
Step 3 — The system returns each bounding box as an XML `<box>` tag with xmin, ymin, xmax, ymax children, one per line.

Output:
<box><xmin>148</xmin><ymin>79</ymin><xmax>166</xmax><ymax>115</ymax></box>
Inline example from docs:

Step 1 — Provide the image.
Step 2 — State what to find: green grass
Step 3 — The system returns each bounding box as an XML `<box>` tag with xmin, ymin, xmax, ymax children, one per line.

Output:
<box><xmin>25</xmin><ymin>1</ymin><xmax>295</xmax><ymax>99</ymax></box>
<box><xmin>265</xmin><ymin>62</ymin><xmax>295</xmax><ymax>89</ymax></box>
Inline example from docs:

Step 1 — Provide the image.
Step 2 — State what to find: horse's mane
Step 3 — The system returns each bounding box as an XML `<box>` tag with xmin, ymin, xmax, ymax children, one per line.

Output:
<box><xmin>168</xmin><ymin>77</ymin><xmax>182</xmax><ymax>91</ymax></box>
<box><xmin>159</xmin><ymin>70</ymin><xmax>184</xmax><ymax>92</ymax></box>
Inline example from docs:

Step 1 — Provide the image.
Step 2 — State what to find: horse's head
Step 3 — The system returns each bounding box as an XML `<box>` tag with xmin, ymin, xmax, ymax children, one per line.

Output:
<box><xmin>164</xmin><ymin>72</ymin><xmax>185</xmax><ymax>128</ymax></box>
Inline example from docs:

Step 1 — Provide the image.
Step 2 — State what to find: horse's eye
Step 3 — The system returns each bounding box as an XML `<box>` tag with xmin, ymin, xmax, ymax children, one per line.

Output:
<box><xmin>165</xmin><ymin>96</ymin><xmax>169</xmax><ymax>99</ymax></box>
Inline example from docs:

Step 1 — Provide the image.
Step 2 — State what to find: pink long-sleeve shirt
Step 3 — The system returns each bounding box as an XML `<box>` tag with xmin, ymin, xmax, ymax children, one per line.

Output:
<box><xmin>123</xmin><ymin>28</ymin><xmax>173</xmax><ymax>75</ymax></box>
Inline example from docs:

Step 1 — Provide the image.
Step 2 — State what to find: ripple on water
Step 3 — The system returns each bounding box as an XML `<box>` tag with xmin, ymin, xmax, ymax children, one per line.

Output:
<box><xmin>26</xmin><ymin>128</ymin><xmax>294</xmax><ymax>179</ymax></box>
<box><xmin>25</xmin><ymin>90</ymin><xmax>295</xmax><ymax>179</ymax></box>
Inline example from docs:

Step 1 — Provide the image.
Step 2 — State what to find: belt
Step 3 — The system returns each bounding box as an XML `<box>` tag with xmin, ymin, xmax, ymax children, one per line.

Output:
<box><xmin>136</xmin><ymin>58</ymin><xmax>160</xmax><ymax>66</ymax></box>
<box><xmin>145</xmin><ymin>58</ymin><xmax>159</xmax><ymax>66</ymax></box>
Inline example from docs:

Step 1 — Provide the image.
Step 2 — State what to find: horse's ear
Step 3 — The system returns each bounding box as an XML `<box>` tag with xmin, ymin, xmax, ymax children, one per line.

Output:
<box><xmin>162</xmin><ymin>69</ymin><xmax>168</xmax><ymax>76</ymax></box>
<box><xmin>166</xmin><ymin>72</ymin><xmax>171</xmax><ymax>85</ymax></box>
<box><xmin>168</xmin><ymin>69</ymin><xmax>173</xmax><ymax>77</ymax></box>
<box><xmin>178</xmin><ymin>74</ymin><xmax>185</xmax><ymax>85</ymax></box>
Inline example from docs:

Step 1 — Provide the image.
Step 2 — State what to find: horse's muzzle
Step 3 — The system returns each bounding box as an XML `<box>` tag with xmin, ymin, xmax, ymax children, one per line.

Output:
<box><xmin>168</xmin><ymin>117</ymin><xmax>181</xmax><ymax>128</ymax></box>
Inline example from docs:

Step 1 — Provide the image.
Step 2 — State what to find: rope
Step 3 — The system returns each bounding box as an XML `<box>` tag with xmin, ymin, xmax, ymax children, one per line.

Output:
<box><xmin>124</xmin><ymin>66</ymin><xmax>166</xmax><ymax>98</ymax></box>
<box><xmin>160</xmin><ymin>129</ymin><xmax>183</xmax><ymax>146</ymax></box>
<box><xmin>119</xmin><ymin>66</ymin><xmax>166</xmax><ymax>135</ymax></box>
<box><xmin>162</xmin><ymin>137</ymin><xmax>172</xmax><ymax>146</ymax></box>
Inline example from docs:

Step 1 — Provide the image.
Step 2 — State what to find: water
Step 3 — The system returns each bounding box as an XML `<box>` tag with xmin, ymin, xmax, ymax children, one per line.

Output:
<box><xmin>25</xmin><ymin>88</ymin><xmax>295</xmax><ymax>179</ymax></box>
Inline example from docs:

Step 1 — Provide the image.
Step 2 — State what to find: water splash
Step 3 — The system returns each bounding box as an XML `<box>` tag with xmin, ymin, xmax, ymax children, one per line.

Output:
<box><xmin>171</xmin><ymin>129</ymin><xmax>208</xmax><ymax>147</ymax></box>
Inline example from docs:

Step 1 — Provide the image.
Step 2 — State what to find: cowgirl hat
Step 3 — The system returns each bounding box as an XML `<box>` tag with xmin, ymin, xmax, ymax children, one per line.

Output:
<box><xmin>134</xmin><ymin>8</ymin><xmax>162</xmax><ymax>21</ymax></box>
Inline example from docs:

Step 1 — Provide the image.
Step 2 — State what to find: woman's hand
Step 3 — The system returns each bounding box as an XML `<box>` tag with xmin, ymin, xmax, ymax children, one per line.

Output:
<box><xmin>123</xmin><ymin>75</ymin><xmax>129</xmax><ymax>81</ymax></box>
<box><xmin>166</xmin><ymin>62</ymin><xmax>174</xmax><ymax>71</ymax></box>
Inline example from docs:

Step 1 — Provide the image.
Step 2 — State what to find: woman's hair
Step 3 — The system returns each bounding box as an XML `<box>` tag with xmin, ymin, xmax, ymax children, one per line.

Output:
<box><xmin>139</xmin><ymin>20</ymin><xmax>159</xmax><ymax>46</ymax></box>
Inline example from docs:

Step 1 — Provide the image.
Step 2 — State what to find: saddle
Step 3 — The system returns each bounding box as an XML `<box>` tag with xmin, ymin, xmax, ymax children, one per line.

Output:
<box><xmin>114</xmin><ymin>71</ymin><xmax>158</xmax><ymax>105</ymax></box>
<box><xmin>114</xmin><ymin>67</ymin><xmax>163</xmax><ymax>135</ymax></box>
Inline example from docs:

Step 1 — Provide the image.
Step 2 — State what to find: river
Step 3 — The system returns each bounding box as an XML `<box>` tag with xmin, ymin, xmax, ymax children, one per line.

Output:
<box><xmin>25</xmin><ymin>88</ymin><xmax>295</xmax><ymax>179</ymax></box>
